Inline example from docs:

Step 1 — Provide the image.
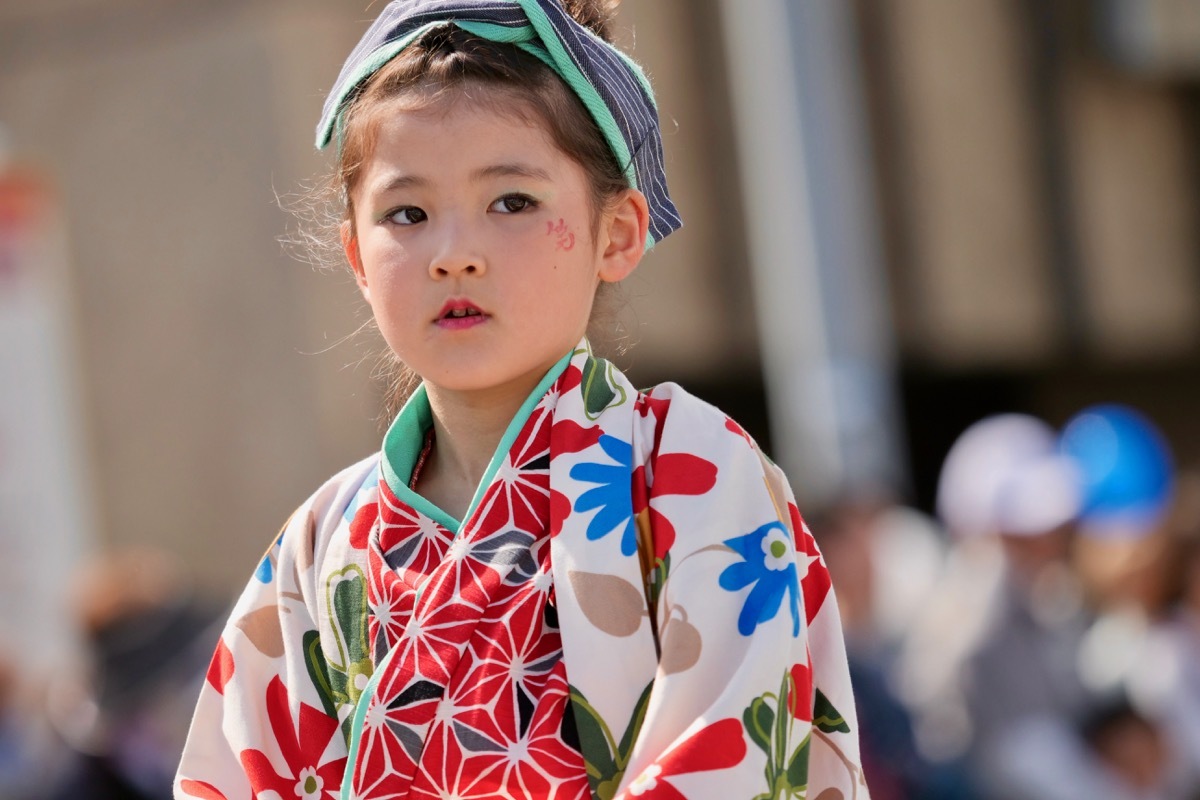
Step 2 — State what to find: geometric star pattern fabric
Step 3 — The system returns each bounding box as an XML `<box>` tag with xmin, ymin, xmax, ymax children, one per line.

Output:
<box><xmin>176</xmin><ymin>341</ymin><xmax>870</xmax><ymax>800</ymax></box>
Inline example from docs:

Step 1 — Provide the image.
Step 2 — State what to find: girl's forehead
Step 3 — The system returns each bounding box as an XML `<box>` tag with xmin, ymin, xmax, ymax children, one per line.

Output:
<box><xmin>356</xmin><ymin>101</ymin><xmax>580</xmax><ymax>197</ymax></box>
<box><xmin>374</xmin><ymin>84</ymin><xmax>548</xmax><ymax>133</ymax></box>
<box><xmin>368</xmin><ymin>96</ymin><xmax>560</xmax><ymax>161</ymax></box>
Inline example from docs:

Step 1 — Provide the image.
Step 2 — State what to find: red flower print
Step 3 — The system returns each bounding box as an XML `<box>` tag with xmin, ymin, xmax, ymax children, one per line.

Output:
<box><xmin>635</xmin><ymin>393</ymin><xmax>670</xmax><ymax>422</ymax></box>
<box><xmin>557</xmin><ymin>363</ymin><xmax>584</xmax><ymax>394</ymax></box>
<box><xmin>238</xmin><ymin>676</ymin><xmax>346</xmax><ymax>800</ymax></box>
<box><xmin>620</xmin><ymin>718</ymin><xmax>747</xmax><ymax>800</ymax></box>
<box><xmin>552</xmin><ymin>419</ymin><xmax>603</xmax><ymax>454</ymax></box>
<box><xmin>205</xmin><ymin>637</ymin><xmax>234</xmax><ymax>695</ymax></box>
<box><xmin>787</xmin><ymin>661</ymin><xmax>813</xmax><ymax>722</ymax></box>
<box><xmin>635</xmin><ymin>392</ymin><xmax>672</xmax><ymax>455</ymax></box>
<box><xmin>348</xmin><ymin>501</ymin><xmax>378</xmax><ymax>550</ymax></box>
<box><xmin>725</xmin><ymin>416</ymin><xmax>754</xmax><ymax>446</ymax></box>
<box><xmin>549</xmin><ymin>490</ymin><xmax>571</xmax><ymax>537</ymax></box>
<box><xmin>177</xmin><ymin>780</ymin><xmax>227</xmax><ymax>800</ymax></box>
<box><xmin>789</xmin><ymin>503</ymin><xmax>832</xmax><ymax>624</ymax></box>
<box><xmin>635</xmin><ymin>453</ymin><xmax>718</xmax><ymax>558</ymax></box>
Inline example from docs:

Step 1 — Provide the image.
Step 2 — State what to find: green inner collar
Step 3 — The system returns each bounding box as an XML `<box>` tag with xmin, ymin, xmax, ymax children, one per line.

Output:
<box><xmin>380</xmin><ymin>352</ymin><xmax>572</xmax><ymax>533</ymax></box>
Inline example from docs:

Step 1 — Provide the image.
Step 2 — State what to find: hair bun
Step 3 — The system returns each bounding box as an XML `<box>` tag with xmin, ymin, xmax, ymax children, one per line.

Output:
<box><xmin>561</xmin><ymin>0</ymin><xmax>619</xmax><ymax>42</ymax></box>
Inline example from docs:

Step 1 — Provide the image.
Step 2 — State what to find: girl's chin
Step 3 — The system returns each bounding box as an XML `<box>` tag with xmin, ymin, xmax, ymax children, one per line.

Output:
<box><xmin>419</xmin><ymin>362</ymin><xmax>557</xmax><ymax>399</ymax></box>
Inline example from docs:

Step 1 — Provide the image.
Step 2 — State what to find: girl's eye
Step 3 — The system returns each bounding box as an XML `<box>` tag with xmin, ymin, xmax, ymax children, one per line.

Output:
<box><xmin>386</xmin><ymin>206</ymin><xmax>427</xmax><ymax>225</ymax></box>
<box><xmin>490</xmin><ymin>194</ymin><xmax>537</xmax><ymax>214</ymax></box>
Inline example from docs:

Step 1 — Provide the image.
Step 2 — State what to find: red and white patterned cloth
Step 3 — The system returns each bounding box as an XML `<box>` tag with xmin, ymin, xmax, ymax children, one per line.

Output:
<box><xmin>176</xmin><ymin>342</ymin><xmax>870</xmax><ymax>799</ymax></box>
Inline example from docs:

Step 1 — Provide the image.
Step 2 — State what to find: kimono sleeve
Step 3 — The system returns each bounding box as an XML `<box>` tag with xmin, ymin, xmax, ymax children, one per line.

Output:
<box><xmin>619</xmin><ymin>388</ymin><xmax>871</xmax><ymax>799</ymax></box>
<box><xmin>174</xmin><ymin>469</ymin><xmax>366</xmax><ymax>800</ymax></box>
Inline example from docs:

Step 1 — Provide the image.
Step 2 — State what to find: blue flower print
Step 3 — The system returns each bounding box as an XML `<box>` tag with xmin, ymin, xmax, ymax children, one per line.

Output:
<box><xmin>254</xmin><ymin>532</ymin><xmax>285</xmax><ymax>584</ymax></box>
<box><xmin>569</xmin><ymin>435</ymin><xmax>637</xmax><ymax>556</ymax></box>
<box><xmin>254</xmin><ymin>552</ymin><xmax>274</xmax><ymax>583</ymax></box>
<box><xmin>719</xmin><ymin>521</ymin><xmax>801</xmax><ymax>637</ymax></box>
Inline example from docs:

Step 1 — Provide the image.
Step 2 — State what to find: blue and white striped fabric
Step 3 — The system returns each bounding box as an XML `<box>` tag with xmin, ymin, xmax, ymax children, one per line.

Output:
<box><xmin>316</xmin><ymin>0</ymin><xmax>681</xmax><ymax>248</ymax></box>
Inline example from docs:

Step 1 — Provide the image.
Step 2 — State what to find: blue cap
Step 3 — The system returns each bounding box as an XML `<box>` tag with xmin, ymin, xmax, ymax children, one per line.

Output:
<box><xmin>1060</xmin><ymin>404</ymin><xmax>1174</xmax><ymax>537</ymax></box>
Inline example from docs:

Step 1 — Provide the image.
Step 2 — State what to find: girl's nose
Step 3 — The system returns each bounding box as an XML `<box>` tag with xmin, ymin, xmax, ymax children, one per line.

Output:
<box><xmin>428</xmin><ymin>222</ymin><xmax>486</xmax><ymax>279</ymax></box>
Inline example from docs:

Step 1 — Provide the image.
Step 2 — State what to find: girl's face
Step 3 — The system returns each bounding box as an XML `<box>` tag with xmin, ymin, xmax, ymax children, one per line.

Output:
<box><xmin>344</xmin><ymin>95</ymin><xmax>641</xmax><ymax>402</ymax></box>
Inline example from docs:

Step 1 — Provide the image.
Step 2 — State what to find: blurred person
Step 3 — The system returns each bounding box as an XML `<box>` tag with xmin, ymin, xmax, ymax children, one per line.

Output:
<box><xmin>1148</xmin><ymin>508</ymin><xmax>1200</xmax><ymax>787</ymax></box>
<box><xmin>900</xmin><ymin>414</ymin><xmax>1111</xmax><ymax>800</ymax></box>
<box><xmin>815</xmin><ymin>495</ymin><xmax>977</xmax><ymax>799</ymax></box>
<box><xmin>44</xmin><ymin>549</ymin><xmax>217</xmax><ymax>800</ymax></box>
<box><xmin>1153</xmin><ymin>491</ymin><xmax>1200</xmax><ymax>773</ymax></box>
<box><xmin>1062</xmin><ymin>406</ymin><xmax>1200</xmax><ymax>796</ymax></box>
<box><xmin>0</xmin><ymin>648</ymin><xmax>66</xmax><ymax>799</ymax></box>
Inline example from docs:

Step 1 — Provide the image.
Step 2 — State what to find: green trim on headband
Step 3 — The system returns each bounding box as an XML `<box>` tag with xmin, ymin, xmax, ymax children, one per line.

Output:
<box><xmin>510</xmin><ymin>0</ymin><xmax>636</xmax><ymax>188</ymax></box>
<box><xmin>323</xmin><ymin>24</ymin><xmax>435</xmax><ymax>152</ymax></box>
<box><xmin>318</xmin><ymin>7</ymin><xmax>637</xmax><ymax>193</ymax></box>
<box><xmin>453</xmin><ymin>18</ymin><xmax>528</xmax><ymax>44</ymax></box>
<box><xmin>317</xmin><ymin>5</ymin><xmax>660</xmax><ymax>249</ymax></box>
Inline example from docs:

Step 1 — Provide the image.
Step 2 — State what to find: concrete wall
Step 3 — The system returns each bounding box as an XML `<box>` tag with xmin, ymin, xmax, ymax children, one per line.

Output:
<box><xmin>0</xmin><ymin>0</ymin><xmax>752</xmax><ymax>592</ymax></box>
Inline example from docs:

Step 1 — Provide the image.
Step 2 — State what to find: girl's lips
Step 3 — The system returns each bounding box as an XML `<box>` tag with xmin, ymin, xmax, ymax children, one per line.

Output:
<box><xmin>435</xmin><ymin>299</ymin><xmax>488</xmax><ymax>330</ymax></box>
<box><xmin>436</xmin><ymin>314</ymin><xmax>488</xmax><ymax>330</ymax></box>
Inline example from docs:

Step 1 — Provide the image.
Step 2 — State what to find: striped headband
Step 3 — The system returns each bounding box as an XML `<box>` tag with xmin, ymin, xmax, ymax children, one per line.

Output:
<box><xmin>315</xmin><ymin>0</ymin><xmax>681</xmax><ymax>248</ymax></box>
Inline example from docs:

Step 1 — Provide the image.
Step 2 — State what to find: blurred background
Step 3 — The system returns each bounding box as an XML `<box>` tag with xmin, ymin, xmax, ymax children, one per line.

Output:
<box><xmin>2</xmin><ymin>0</ymin><xmax>1200</xmax><ymax>797</ymax></box>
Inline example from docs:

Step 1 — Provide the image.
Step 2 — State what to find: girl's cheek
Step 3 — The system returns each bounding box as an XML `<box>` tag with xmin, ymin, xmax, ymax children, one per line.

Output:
<box><xmin>545</xmin><ymin>217</ymin><xmax>576</xmax><ymax>252</ymax></box>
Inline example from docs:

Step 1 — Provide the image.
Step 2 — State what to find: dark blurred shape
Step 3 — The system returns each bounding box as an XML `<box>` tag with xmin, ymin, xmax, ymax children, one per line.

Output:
<box><xmin>815</xmin><ymin>495</ymin><xmax>978</xmax><ymax>799</ymax></box>
<box><xmin>44</xmin><ymin>549</ymin><xmax>219</xmax><ymax>800</ymax></box>
<box><xmin>1082</xmin><ymin>698</ymin><xmax>1172</xmax><ymax>797</ymax></box>
<box><xmin>917</xmin><ymin>415</ymin><xmax>1102</xmax><ymax>800</ymax></box>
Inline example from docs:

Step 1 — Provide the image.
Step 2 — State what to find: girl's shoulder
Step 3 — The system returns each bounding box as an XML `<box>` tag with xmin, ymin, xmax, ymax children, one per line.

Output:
<box><xmin>273</xmin><ymin>452</ymin><xmax>382</xmax><ymax>567</ymax></box>
<box><xmin>302</xmin><ymin>452</ymin><xmax>382</xmax><ymax>523</ymax></box>
<box><xmin>635</xmin><ymin>380</ymin><xmax>765</xmax><ymax>455</ymax></box>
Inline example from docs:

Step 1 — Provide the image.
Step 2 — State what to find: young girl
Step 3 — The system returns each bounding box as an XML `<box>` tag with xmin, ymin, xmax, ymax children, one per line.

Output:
<box><xmin>175</xmin><ymin>2</ymin><xmax>869</xmax><ymax>798</ymax></box>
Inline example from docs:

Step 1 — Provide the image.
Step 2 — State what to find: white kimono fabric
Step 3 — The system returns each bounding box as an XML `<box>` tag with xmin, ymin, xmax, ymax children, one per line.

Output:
<box><xmin>176</xmin><ymin>343</ymin><xmax>870</xmax><ymax>799</ymax></box>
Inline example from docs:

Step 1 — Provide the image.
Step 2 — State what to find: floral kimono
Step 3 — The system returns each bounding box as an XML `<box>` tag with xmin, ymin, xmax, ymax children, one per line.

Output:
<box><xmin>175</xmin><ymin>343</ymin><xmax>870</xmax><ymax>800</ymax></box>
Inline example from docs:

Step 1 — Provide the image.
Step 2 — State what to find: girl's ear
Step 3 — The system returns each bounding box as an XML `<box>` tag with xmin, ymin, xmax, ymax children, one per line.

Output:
<box><xmin>597</xmin><ymin>188</ymin><xmax>650</xmax><ymax>283</ymax></box>
<box><xmin>341</xmin><ymin>221</ymin><xmax>370</xmax><ymax>302</ymax></box>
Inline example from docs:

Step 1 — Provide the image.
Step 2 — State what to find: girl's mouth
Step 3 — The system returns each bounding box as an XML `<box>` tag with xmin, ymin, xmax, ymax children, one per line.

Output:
<box><xmin>436</xmin><ymin>301</ymin><xmax>487</xmax><ymax>329</ymax></box>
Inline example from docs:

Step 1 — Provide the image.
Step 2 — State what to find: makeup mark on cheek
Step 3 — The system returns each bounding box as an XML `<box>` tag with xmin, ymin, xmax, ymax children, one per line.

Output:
<box><xmin>546</xmin><ymin>217</ymin><xmax>576</xmax><ymax>252</ymax></box>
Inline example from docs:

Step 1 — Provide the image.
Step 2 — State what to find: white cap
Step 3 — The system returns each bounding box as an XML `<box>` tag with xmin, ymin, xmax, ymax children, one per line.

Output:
<box><xmin>937</xmin><ymin>414</ymin><xmax>1082</xmax><ymax>538</ymax></box>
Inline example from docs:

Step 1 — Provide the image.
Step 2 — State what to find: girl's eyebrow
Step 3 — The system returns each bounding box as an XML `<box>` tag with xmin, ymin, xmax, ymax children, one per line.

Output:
<box><xmin>375</xmin><ymin>173</ymin><xmax>428</xmax><ymax>194</ymax></box>
<box><xmin>372</xmin><ymin>163</ymin><xmax>551</xmax><ymax>195</ymax></box>
<box><xmin>471</xmin><ymin>163</ymin><xmax>552</xmax><ymax>182</ymax></box>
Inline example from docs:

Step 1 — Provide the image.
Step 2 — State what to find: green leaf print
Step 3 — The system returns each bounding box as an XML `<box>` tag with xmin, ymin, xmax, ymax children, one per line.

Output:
<box><xmin>743</xmin><ymin>696</ymin><xmax>775</xmax><ymax>756</ymax></box>
<box><xmin>303</xmin><ymin>629</ymin><xmax>358</xmax><ymax>743</ymax></box>
<box><xmin>743</xmin><ymin>668</ymin><xmax>814</xmax><ymax>799</ymax></box>
<box><xmin>303</xmin><ymin>630</ymin><xmax>338</xmax><ymax>718</ymax></box>
<box><xmin>581</xmin><ymin>355</ymin><xmax>626</xmax><ymax>419</ymax></box>
<box><xmin>616</xmin><ymin>681</ymin><xmax>653</xmax><ymax>765</ymax></box>
<box><xmin>785</xmin><ymin>735</ymin><xmax>810</xmax><ymax>789</ymax></box>
<box><xmin>570</xmin><ymin>680</ymin><xmax>654</xmax><ymax>800</ymax></box>
<box><xmin>319</xmin><ymin>565</ymin><xmax>372</xmax><ymax>718</ymax></box>
<box><xmin>813</xmin><ymin>689</ymin><xmax>851</xmax><ymax>734</ymax></box>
